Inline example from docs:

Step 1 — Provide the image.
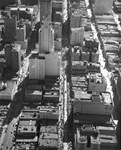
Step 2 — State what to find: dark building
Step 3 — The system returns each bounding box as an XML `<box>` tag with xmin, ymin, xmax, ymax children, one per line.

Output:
<box><xmin>52</xmin><ymin>0</ymin><xmax>62</xmax><ymax>22</ymax></box>
<box><xmin>5</xmin><ymin>44</ymin><xmax>21</xmax><ymax>72</ymax></box>
<box><xmin>39</xmin><ymin>0</ymin><xmax>52</xmax><ymax>25</ymax></box>
<box><xmin>0</xmin><ymin>0</ymin><xmax>16</xmax><ymax>9</ymax></box>
<box><xmin>4</xmin><ymin>16</ymin><xmax>17</xmax><ymax>43</ymax></box>
<box><xmin>20</xmin><ymin>0</ymin><xmax>38</xmax><ymax>5</ymax></box>
<box><xmin>5</xmin><ymin>44</ymin><xmax>12</xmax><ymax>69</ymax></box>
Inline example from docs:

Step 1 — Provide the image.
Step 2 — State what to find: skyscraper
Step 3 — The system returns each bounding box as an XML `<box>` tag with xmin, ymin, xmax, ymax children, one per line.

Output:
<box><xmin>39</xmin><ymin>18</ymin><xmax>54</xmax><ymax>53</ymax></box>
<box><xmin>29</xmin><ymin>53</ymin><xmax>45</xmax><ymax>80</ymax></box>
<box><xmin>4</xmin><ymin>16</ymin><xmax>17</xmax><ymax>42</ymax></box>
<box><xmin>16</xmin><ymin>25</ymin><xmax>26</xmax><ymax>41</ymax></box>
<box><xmin>5</xmin><ymin>44</ymin><xmax>21</xmax><ymax>72</ymax></box>
<box><xmin>11</xmin><ymin>44</ymin><xmax>21</xmax><ymax>72</ymax></box>
<box><xmin>5</xmin><ymin>44</ymin><xmax>12</xmax><ymax>69</ymax></box>
<box><xmin>39</xmin><ymin>0</ymin><xmax>52</xmax><ymax>25</ymax></box>
<box><xmin>94</xmin><ymin>0</ymin><xmax>113</xmax><ymax>15</ymax></box>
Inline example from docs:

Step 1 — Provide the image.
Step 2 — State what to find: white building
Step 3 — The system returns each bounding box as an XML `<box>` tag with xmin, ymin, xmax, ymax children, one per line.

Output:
<box><xmin>45</xmin><ymin>52</ymin><xmax>60</xmax><ymax>76</ymax></box>
<box><xmin>29</xmin><ymin>52</ymin><xmax>60</xmax><ymax>80</ymax></box>
<box><xmin>29</xmin><ymin>53</ymin><xmax>45</xmax><ymax>80</ymax></box>
<box><xmin>39</xmin><ymin>18</ymin><xmax>54</xmax><ymax>53</ymax></box>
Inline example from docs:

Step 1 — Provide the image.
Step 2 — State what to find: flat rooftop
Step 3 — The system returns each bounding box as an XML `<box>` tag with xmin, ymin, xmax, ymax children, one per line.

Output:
<box><xmin>74</xmin><ymin>91</ymin><xmax>113</xmax><ymax>104</ymax></box>
<box><xmin>40</xmin><ymin>126</ymin><xmax>57</xmax><ymax>133</ymax></box>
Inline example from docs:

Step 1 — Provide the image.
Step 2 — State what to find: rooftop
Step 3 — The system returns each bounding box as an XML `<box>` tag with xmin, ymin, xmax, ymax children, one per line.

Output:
<box><xmin>17</xmin><ymin>126</ymin><xmax>37</xmax><ymax>134</ymax></box>
<box><xmin>20</xmin><ymin>110</ymin><xmax>40</xmax><ymax>120</ymax></box>
<box><xmin>74</xmin><ymin>91</ymin><xmax>113</xmax><ymax>104</ymax></box>
<box><xmin>76</xmin><ymin>123</ymin><xmax>118</xmax><ymax>148</ymax></box>
<box><xmin>88</xmin><ymin>73</ymin><xmax>106</xmax><ymax>84</ymax></box>
<box><xmin>10</xmin><ymin>7</ymin><xmax>34</xmax><ymax>14</ymax></box>
<box><xmin>40</xmin><ymin>126</ymin><xmax>57</xmax><ymax>133</ymax></box>
<box><xmin>39</xmin><ymin>133</ymin><xmax>58</xmax><ymax>139</ymax></box>
<box><xmin>25</xmin><ymin>89</ymin><xmax>42</xmax><ymax>95</ymax></box>
<box><xmin>19</xmin><ymin>120</ymin><xmax>37</xmax><ymax>126</ymax></box>
<box><xmin>16</xmin><ymin>136</ymin><xmax>38</xmax><ymax>143</ymax></box>
<box><xmin>38</xmin><ymin>138</ymin><xmax>58</xmax><ymax>148</ymax></box>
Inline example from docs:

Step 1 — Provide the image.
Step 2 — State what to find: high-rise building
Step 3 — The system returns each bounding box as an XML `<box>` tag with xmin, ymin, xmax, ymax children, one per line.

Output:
<box><xmin>54</xmin><ymin>38</ymin><xmax>62</xmax><ymax>51</ymax></box>
<box><xmin>70</xmin><ymin>12</ymin><xmax>82</xmax><ymax>28</ymax></box>
<box><xmin>52</xmin><ymin>0</ymin><xmax>62</xmax><ymax>22</ymax></box>
<box><xmin>4</xmin><ymin>16</ymin><xmax>17</xmax><ymax>42</ymax></box>
<box><xmin>45</xmin><ymin>52</ymin><xmax>60</xmax><ymax>76</ymax></box>
<box><xmin>16</xmin><ymin>25</ymin><xmax>26</xmax><ymax>41</ymax></box>
<box><xmin>15</xmin><ymin>22</ymin><xmax>28</xmax><ymax>50</ymax></box>
<box><xmin>5</xmin><ymin>44</ymin><xmax>21</xmax><ymax>71</ymax></box>
<box><xmin>11</xmin><ymin>44</ymin><xmax>21</xmax><ymax>72</ymax></box>
<box><xmin>52</xmin><ymin>22</ymin><xmax>62</xmax><ymax>39</ymax></box>
<box><xmin>29</xmin><ymin>53</ymin><xmax>45</xmax><ymax>80</ymax></box>
<box><xmin>0</xmin><ymin>0</ymin><xmax>16</xmax><ymax>9</ymax></box>
<box><xmin>39</xmin><ymin>0</ymin><xmax>52</xmax><ymax>25</ymax></box>
<box><xmin>39</xmin><ymin>18</ymin><xmax>54</xmax><ymax>53</ymax></box>
<box><xmin>70</xmin><ymin>27</ymin><xmax>84</xmax><ymax>46</ymax></box>
<box><xmin>5</xmin><ymin>44</ymin><xmax>12</xmax><ymax>69</ymax></box>
<box><xmin>94</xmin><ymin>0</ymin><xmax>113</xmax><ymax>15</ymax></box>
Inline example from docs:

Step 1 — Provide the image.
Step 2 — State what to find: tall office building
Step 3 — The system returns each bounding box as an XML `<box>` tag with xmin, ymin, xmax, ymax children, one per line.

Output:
<box><xmin>4</xmin><ymin>16</ymin><xmax>17</xmax><ymax>42</ymax></box>
<box><xmin>39</xmin><ymin>0</ymin><xmax>52</xmax><ymax>25</ymax></box>
<box><xmin>70</xmin><ymin>27</ymin><xmax>84</xmax><ymax>46</ymax></box>
<box><xmin>70</xmin><ymin>12</ymin><xmax>82</xmax><ymax>28</ymax></box>
<box><xmin>39</xmin><ymin>18</ymin><xmax>54</xmax><ymax>53</ymax></box>
<box><xmin>16</xmin><ymin>25</ymin><xmax>26</xmax><ymax>41</ymax></box>
<box><xmin>0</xmin><ymin>0</ymin><xmax>16</xmax><ymax>9</ymax></box>
<box><xmin>15</xmin><ymin>22</ymin><xmax>28</xmax><ymax>50</ymax></box>
<box><xmin>5</xmin><ymin>44</ymin><xmax>12</xmax><ymax>69</ymax></box>
<box><xmin>11</xmin><ymin>44</ymin><xmax>21</xmax><ymax>72</ymax></box>
<box><xmin>45</xmin><ymin>52</ymin><xmax>60</xmax><ymax>76</ymax></box>
<box><xmin>29</xmin><ymin>53</ymin><xmax>45</xmax><ymax>80</ymax></box>
<box><xmin>5</xmin><ymin>44</ymin><xmax>21</xmax><ymax>72</ymax></box>
<box><xmin>94</xmin><ymin>0</ymin><xmax>113</xmax><ymax>15</ymax></box>
<box><xmin>52</xmin><ymin>22</ymin><xmax>62</xmax><ymax>39</ymax></box>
